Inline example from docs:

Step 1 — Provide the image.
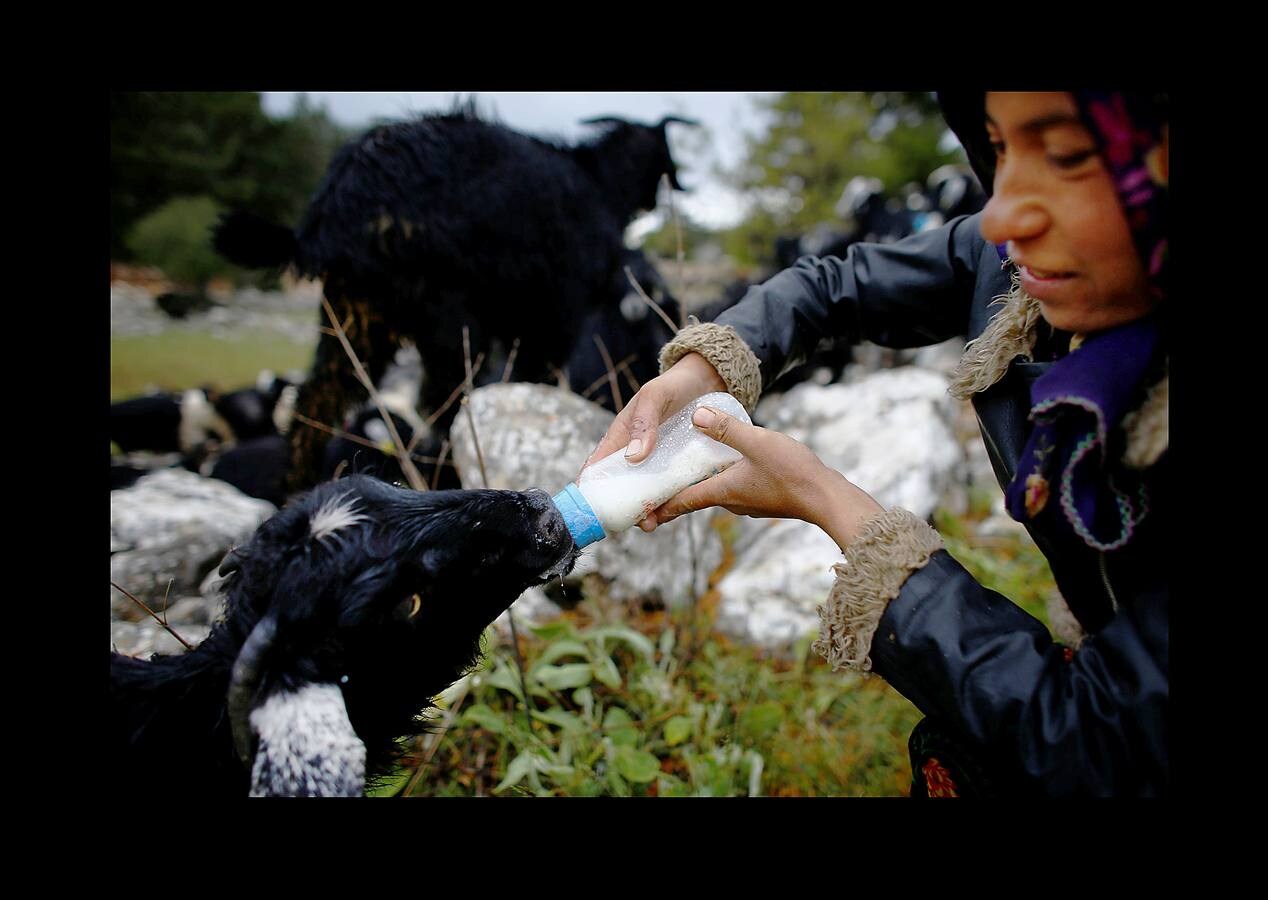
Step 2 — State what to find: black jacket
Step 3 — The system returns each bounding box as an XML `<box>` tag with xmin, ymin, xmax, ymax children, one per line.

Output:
<box><xmin>712</xmin><ymin>212</ymin><xmax>1168</xmax><ymax>796</ymax></box>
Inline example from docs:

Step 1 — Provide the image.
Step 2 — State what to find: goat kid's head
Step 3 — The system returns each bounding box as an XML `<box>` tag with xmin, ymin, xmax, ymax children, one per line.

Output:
<box><xmin>578</xmin><ymin>115</ymin><xmax>699</xmax><ymax>216</ymax></box>
<box><xmin>217</xmin><ymin>475</ymin><xmax>578</xmax><ymax>795</ymax></box>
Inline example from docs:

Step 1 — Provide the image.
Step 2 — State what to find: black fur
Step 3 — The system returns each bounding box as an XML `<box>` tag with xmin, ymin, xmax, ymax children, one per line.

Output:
<box><xmin>214</xmin><ymin>104</ymin><xmax>695</xmax><ymax>490</ymax></box>
<box><xmin>109</xmin><ymin>393</ymin><xmax>184</xmax><ymax>454</ymax></box>
<box><xmin>110</xmin><ymin>475</ymin><xmax>579</xmax><ymax>795</ymax></box>
<box><xmin>566</xmin><ymin>248</ymin><xmax>681</xmax><ymax>412</ymax></box>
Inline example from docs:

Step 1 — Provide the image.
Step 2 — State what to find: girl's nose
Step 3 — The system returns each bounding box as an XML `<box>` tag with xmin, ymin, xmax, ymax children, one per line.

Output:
<box><xmin>980</xmin><ymin>165</ymin><xmax>1049</xmax><ymax>247</ymax></box>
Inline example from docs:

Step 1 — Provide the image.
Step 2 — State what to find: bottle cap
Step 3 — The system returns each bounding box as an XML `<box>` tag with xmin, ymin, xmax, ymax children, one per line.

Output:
<box><xmin>551</xmin><ymin>483</ymin><xmax>606</xmax><ymax>549</ymax></box>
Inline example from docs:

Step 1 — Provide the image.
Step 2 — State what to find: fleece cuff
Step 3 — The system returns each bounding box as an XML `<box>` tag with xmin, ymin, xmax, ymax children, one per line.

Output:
<box><xmin>811</xmin><ymin>508</ymin><xmax>944</xmax><ymax>673</ymax></box>
<box><xmin>658</xmin><ymin>322</ymin><xmax>764</xmax><ymax>416</ymax></box>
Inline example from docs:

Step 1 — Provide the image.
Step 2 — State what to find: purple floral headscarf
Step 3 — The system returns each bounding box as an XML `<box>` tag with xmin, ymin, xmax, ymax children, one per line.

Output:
<box><xmin>1073</xmin><ymin>91</ymin><xmax>1169</xmax><ymax>300</ymax></box>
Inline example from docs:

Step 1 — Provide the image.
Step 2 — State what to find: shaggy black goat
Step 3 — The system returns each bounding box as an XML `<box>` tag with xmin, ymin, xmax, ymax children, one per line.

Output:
<box><xmin>214</xmin><ymin>104</ymin><xmax>696</xmax><ymax>490</ymax></box>
<box><xmin>110</xmin><ymin>475</ymin><xmax>579</xmax><ymax>796</ymax></box>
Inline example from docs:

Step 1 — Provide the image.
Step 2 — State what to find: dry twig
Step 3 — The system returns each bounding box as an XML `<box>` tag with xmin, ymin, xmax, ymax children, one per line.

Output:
<box><xmin>423</xmin><ymin>352</ymin><xmax>486</xmax><ymax>429</ymax></box>
<box><xmin>459</xmin><ymin>326</ymin><xmax>532</xmax><ymax>736</ymax></box>
<box><xmin>579</xmin><ymin>354</ymin><xmax>637</xmax><ymax>398</ymax></box>
<box><xmin>431</xmin><ymin>439</ymin><xmax>451</xmax><ymax>491</ymax></box>
<box><xmin>662</xmin><ymin>172</ymin><xmax>688</xmax><ymax>330</ymax></box>
<box><xmin>401</xmin><ymin>675</ymin><xmax>474</xmax><ymax>797</ymax></box>
<box><xmin>624</xmin><ymin>266</ymin><xmax>680</xmax><ymax>336</ymax></box>
<box><xmin>501</xmin><ymin>337</ymin><xmax>521</xmax><ymax>383</ymax></box>
<box><xmin>290</xmin><ymin>412</ymin><xmax>455</xmax><ymax>472</ymax></box>
<box><xmin>111</xmin><ymin>581</ymin><xmax>195</xmax><ymax>652</ymax></box>
<box><xmin>460</xmin><ymin>327</ymin><xmax>490</xmax><ymax>490</ymax></box>
<box><xmin>592</xmin><ymin>334</ymin><xmax>623</xmax><ymax>413</ymax></box>
<box><xmin>320</xmin><ymin>298</ymin><xmax>428</xmax><ymax>491</ymax></box>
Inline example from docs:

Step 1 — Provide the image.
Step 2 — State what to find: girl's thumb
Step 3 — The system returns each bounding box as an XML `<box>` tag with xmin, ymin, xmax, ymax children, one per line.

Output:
<box><xmin>692</xmin><ymin>406</ymin><xmax>747</xmax><ymax>448</ymax></box>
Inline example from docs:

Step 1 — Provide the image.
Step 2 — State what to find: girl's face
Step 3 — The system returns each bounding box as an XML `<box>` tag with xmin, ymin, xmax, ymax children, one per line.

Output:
<box><xmin>979</xmin><ymin>92</ymin><xmax>1154</xmax><ymax>334</ymax></box>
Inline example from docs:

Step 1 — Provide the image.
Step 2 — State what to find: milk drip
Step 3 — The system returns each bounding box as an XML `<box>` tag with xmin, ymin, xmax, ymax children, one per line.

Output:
<box><xmin>552</xmin><ymin>392</ymin><xmax>752</xmax><ymax>548</ymax></box>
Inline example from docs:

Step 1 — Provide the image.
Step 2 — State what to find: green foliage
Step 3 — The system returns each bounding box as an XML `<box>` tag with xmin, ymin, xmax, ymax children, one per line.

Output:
<box><xmin>124</xmin><ymin>195</ymin><xmax>227</xmax><ymax>288</ymax></box>
<box><xmin>404</xmin><ymin>609</ymin><xmax>923</xmax><ymax>797</ymax></box>
<box><xmin>111</xmin><ymin>91</ymin><xmax>354</xmax><ymax>262</ymax></box>
<box><xmin>721</xmin><ymin>92</ymin><xmax>962</xmax><ymax>266</ymax></box>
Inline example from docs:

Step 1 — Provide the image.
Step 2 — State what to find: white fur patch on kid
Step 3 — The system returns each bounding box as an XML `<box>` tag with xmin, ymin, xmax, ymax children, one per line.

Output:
<box><xmin>309</xmin><ymin>491</ymin><xmax>367</xmax><ymax>541</ymax></box>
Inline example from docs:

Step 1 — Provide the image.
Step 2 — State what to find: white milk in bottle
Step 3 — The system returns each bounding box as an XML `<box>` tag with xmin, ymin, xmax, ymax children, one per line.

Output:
<box><xmin>552</xmin><ymin>392</ymin><xmax>751</xmax><ymax>548</ymax></box>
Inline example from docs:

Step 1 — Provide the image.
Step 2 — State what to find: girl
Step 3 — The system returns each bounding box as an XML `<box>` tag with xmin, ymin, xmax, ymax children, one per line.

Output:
<box><xmin>582</xmin><ymin>92</ymin><xmax>1168</xmax><ymax>796</ymax></box>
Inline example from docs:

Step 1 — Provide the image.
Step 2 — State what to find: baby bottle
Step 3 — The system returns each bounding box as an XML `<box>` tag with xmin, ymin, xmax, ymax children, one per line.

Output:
<box><xmin>552</xmin><ymin>391</ymin><xmax>752</xmax><ymax>548</ymax></box>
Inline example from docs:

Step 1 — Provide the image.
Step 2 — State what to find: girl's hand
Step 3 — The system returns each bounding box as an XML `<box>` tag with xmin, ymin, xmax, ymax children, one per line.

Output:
<box><xmin>642</xmin><ymin>406</ymin><xmax>885</xmax><ymax>551</ymax></box>
<box><xmin>580</xmin><ymin>352</ymin><xmax>726</xmax><ymax>477</ymax></box>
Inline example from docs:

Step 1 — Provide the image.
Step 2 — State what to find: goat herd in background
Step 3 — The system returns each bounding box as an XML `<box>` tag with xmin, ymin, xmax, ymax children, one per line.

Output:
<box><xmin>109</xmin><ymin>102</ymin><xmax>984</xmax><ymax>795</ymax></box>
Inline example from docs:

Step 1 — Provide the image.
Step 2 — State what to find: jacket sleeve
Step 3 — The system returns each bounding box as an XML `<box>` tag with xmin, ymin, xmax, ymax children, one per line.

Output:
<box><xmin>861</xmin><ymin>545</ymin><xmax>1169</xmax><ymax>796</ymax></box>
<box><xmin>711</xmin><ymin>212</ymin><xmax>989</xmax><ymax>391</ymax></box>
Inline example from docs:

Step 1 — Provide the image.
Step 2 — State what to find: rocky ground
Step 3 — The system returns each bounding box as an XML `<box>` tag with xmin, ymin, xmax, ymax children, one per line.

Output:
<box><xmin>110</xmin><ymin>272</ymin><xmax>323</xmax><ymax>342</ymax></box>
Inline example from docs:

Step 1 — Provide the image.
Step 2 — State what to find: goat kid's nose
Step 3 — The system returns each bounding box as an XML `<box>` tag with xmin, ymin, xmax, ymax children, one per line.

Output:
<box><xmin>525</xmin><ymin>488</ymin><xmax>570</xmax><ymax>546</ymax></box>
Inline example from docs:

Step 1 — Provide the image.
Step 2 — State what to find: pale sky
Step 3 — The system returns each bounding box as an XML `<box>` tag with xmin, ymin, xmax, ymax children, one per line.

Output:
<box><xmin>261</xmin><ymin>91</ymin><xmax>780</xmax><ymax>234</ymax></box>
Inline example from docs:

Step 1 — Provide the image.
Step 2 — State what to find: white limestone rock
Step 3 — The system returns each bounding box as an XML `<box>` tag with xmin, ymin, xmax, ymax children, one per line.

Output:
<box><xmin>713</xmin><ymin>518</ymin><xmax>839</xmax><ymax>650</ymax></box>
<box><xmin>753</xmin><ymin>367</ymin><xmax>962</xmax><ymax>520</ymax></box>
<box><xmin>110</xmin><ymin>468</ymin><xmax>275</xmax><ymax>615</ymax></box>
<box><xmin>722</xmin><ymin>369</ymin><xmax>964</xmax><ymax>652</ymax></box>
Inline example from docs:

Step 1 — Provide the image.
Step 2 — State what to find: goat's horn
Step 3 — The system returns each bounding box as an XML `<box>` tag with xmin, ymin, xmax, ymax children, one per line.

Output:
<box><xmin>218</xmin><ymin>548</ymin><xmax>243</xmax><ymax>577</ymax></box>
<box><xmin>227</xmin><ymin>612</ymin><xmax>279</xmax><ymax>767</ymax></box>
<box><xmin>658</xmin><ymin>115</ymin><xmax>701</xmax><ymax>128</ymax></box>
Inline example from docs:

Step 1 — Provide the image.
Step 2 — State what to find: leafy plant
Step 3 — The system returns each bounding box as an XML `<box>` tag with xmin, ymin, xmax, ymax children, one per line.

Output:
<box><xmin>124</xmin><ymin>195</ymin><xmax>229</xmax><ymax>289</ymax></box>
<box><xmin>401</xmin><ymin>607</ymin><xmax>922</xmax><ymax>797</ymax></box>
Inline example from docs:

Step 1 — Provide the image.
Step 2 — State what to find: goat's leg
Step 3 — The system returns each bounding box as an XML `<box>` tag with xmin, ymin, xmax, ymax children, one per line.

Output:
<box><xmin>412</xmin><ymin>316</ymin><xmax>488</xmax><ymax>443</ymax></box>
<box><xmin>288</xmin><ymin>296</ymin><xmax>398</xmax><ymax>492</ymax></box>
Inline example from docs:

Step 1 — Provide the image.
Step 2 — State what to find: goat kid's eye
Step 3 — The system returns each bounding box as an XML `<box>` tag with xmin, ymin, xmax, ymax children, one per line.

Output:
<box><xmin>393</xmin><ymin>593</ymin><xmax>423</xmax><ymax>622</ymax></box>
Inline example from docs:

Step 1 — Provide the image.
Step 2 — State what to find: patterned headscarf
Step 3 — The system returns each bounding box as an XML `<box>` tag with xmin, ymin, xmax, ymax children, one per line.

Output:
<box><xmin>937</xmin><ymin>91</ymin><xmax>1168</xmax><ymax>551</ymax></box>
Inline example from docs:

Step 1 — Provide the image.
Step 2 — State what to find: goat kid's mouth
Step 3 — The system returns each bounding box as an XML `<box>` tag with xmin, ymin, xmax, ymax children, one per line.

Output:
<box><xmin>537</xmin><ymin>544</ymin><xmax>579</xmax><ymax>583</ymax></box>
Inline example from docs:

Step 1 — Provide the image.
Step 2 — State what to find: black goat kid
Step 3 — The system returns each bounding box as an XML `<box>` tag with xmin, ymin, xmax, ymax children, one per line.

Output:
<box><xmin>110</xmin><ymin>475</ymin><xmax>579</xmax><ymax>796</ymax></box>
<box><xmin>215</xmin><ymin>105</ymin><xmax>696</xmax><ymax>491</ymax></box>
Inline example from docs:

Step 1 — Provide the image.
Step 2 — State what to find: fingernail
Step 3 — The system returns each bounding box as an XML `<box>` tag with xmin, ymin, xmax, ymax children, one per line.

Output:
<box><xmin>693</xmin><ymin>407</ymin><xmax>717</xmax><ymax>428</ymax></box>
<box><xmin>625</xmin><ymin>439</ymin><xmax>642</xmax><ymax>459</ymax></box>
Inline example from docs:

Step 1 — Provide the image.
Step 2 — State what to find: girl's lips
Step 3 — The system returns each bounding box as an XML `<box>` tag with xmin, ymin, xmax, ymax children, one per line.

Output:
<box><xmin>1020</xmin><ymin>264</ymin><xmax>1075</xmax><ymax>281</ymax></box>
<box><xmin>1019</xmin><ymin>264</ymin><xmax>1078</xmax><ymax>301</ymax></box>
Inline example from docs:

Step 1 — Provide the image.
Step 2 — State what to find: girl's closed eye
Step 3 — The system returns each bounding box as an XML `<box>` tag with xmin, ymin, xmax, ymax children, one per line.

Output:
<box><xmin>1047</xmin><ymin>147</ymin><xmax>1098</xmax><ymax>170</ymax></box>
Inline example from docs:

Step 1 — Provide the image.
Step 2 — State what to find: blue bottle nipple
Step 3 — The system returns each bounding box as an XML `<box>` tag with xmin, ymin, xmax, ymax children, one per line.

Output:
<box><xmin>551</xmin><ymin>483</ymin><xmax>607</xmax><ymax>549</ymax></box>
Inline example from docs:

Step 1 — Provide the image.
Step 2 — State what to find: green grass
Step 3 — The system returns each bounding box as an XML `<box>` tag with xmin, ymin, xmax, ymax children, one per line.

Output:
<box><xmin>110</xmin><ymin>332</ymin><xmax>313</xmax><ymax>400</ymax></box>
